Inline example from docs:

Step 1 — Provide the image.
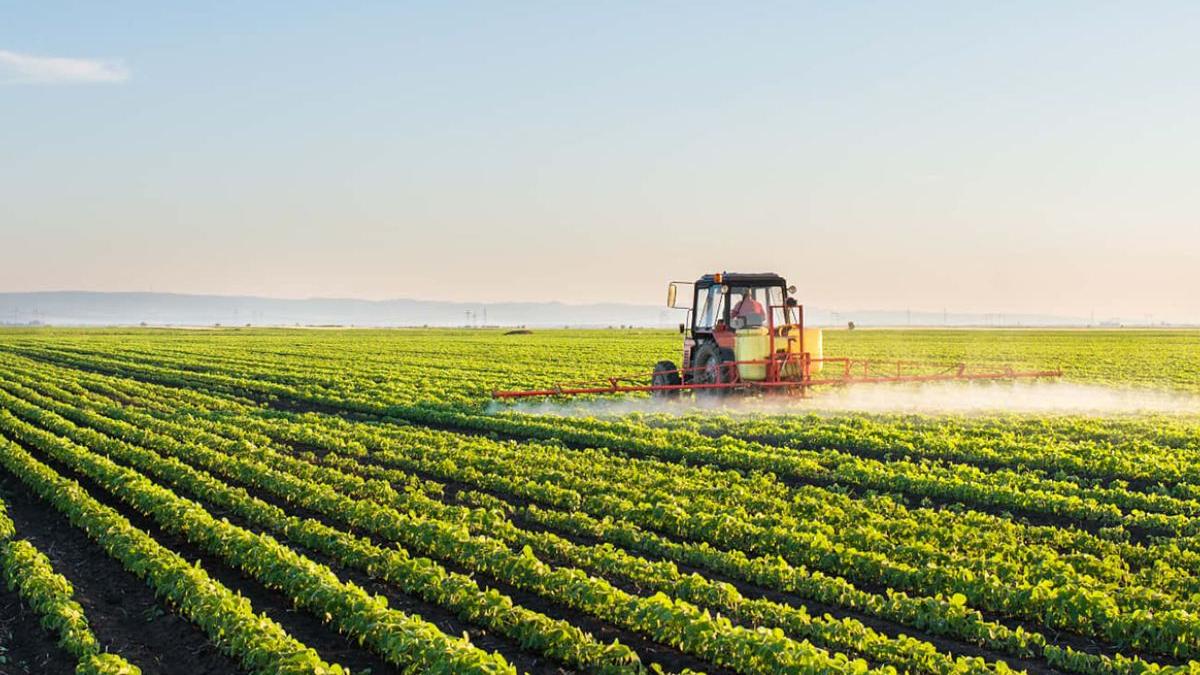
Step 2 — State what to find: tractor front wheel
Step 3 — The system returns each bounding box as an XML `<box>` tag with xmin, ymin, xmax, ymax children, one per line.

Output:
<box><xmin>651</xmin><ymin>360</ymin><xmax>682</xmax><ymax>400</ymax></box>
<box><xmin>693</xmin><ymin>342</ymin><xmax>730</xmax><ymax>400</ymax></box>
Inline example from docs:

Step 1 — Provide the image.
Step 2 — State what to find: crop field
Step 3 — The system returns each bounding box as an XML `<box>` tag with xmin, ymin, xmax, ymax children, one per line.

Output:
<box><xmin>1</xmin><ymin>327</ymin><xmax>1200</xmax><ymax>675</ymax></box>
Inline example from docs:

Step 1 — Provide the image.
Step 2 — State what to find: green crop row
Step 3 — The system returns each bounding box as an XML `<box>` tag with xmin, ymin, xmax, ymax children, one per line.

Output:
<box><xmin>0</xmin><ymin>379</ymin><xmax>882</xmax><ymax>675</ymax></box>
<box><xmin>12</xmin><ymin>371</ymin><xmax>1179</xmax><ymax>675</ymax></box>
<box><xmin>0</xmin><ymin>495</ymin><xmax>142</xmax><ymax>674</ymax></box>
<box><xmin>0</xmin><ymin>408</ymin><xmax>517</xmax><ymax>674</ymax></box>
<box><xmin>0</xmin><ymin>434</ymin><xmax>345</xmax><ymax>674</ymax></box>
<box><xmin>4</xmin><ymin>327</ymin><xmax>1200</xmax><ymax>675</ymax></box>
<box><xmin>4</xmin><ymin>353</ymin><xmax>1185</xmax><ymax>667</ymax></box>
<box><xmin>0</xmin><ymin>378</ymin><xmax>646</xmax><ymax>674</ymax></box>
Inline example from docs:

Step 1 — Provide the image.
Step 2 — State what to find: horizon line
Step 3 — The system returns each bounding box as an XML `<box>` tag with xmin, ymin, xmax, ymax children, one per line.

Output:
<box><xmin>0</xmin><ymin>288</ymin><xmax>1167</xmax><ymax>324</ymax></box>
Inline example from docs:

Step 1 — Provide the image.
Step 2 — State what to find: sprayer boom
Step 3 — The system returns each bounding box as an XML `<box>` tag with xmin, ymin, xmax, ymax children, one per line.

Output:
<box><xmin>491</xmin><ymin>359</ymin><xmax>1063</xmax><ymax>399</ymax></box>
<box><xmin>491</xmin><ymin>271</ymin><xmax>1062</xmax><ymax>401</ymax></box>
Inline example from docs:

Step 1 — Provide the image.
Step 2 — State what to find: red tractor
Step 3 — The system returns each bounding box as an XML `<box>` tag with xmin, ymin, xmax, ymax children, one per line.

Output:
<box><xmin>651</xmin><ymin>272</ymin><xmax>809</xmax><ymax>399</ymax></box>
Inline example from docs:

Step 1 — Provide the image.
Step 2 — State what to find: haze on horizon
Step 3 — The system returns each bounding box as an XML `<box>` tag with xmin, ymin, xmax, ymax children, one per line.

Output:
<box><xmin>3</xmin><ymin>2</ymin><xmax>1198</xmax><ymax>323</ymax></box>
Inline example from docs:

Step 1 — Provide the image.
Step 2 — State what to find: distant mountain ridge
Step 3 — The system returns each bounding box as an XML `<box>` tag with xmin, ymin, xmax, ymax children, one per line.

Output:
<box><xmin>0</xmin><ymin>291</ymin><xmax>1104</xmax><ymax>328</ymax></box>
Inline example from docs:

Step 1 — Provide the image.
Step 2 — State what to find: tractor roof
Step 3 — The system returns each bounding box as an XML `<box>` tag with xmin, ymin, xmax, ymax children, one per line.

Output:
<box><xmin>696</xmin><ymin>272</ymin><xmax>787</xmax><ymax>288</ymax></box>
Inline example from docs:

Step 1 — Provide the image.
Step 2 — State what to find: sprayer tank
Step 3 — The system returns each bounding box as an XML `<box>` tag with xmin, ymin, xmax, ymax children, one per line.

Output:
<box><xmin>734</xmin><ymin>327</ymin><xmax>770</xmax><ymax>380</ymax></box>
<box><xmin>803</xmin><ymin>328</ymin><xmax>823</xmax><ymax>372</ymax></box>
<box><xmin>779</xmin><ymin>326</ymin><xmax>823</xmax><ymax>375</ymax></box>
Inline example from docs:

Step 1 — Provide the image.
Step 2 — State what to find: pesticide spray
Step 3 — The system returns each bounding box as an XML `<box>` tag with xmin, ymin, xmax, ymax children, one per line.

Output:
<box><xmin>487</xmin><ymin>380</ymin><xmax>1200</xmax><ymax>418</ymax></box>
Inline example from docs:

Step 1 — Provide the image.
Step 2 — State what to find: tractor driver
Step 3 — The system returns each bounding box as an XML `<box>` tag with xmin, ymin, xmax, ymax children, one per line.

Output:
<box><xmin>731</xmin><ymin>289</ymin><xmax>766</xmax><ymax>327</ymax></box>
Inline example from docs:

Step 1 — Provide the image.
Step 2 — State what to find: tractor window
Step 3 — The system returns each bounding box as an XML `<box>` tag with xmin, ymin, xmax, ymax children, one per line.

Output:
<box><xmin>695</xmin><ymin>285</ymin><xmax>726</xmax><ymax>331</ymax></box>
<box><xmin>730</xmin><ymin>287</ymin><xmax>784</xmax><ymax>329</ymax></box>
<box><xmin>729</xmin><ymin>287</ymin><xmax>764</xmax><ymax>327</ymax></box>
<box><xmin>766</xmin><ymin>286</ymin><xmax>783</xmax><ymax>307</ymax></box>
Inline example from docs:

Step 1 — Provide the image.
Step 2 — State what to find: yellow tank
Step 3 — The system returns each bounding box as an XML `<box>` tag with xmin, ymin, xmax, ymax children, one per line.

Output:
<box><xmin>734</xmin><ymin>326</ymin><xmax>770</xmax><ymax>381</ymax></box>
<box><xmin>780</xmin><ymin>326</ymin><xmax>823</xmax><ymax>376</ymax></box>
<box><xmin>803</xmin><ymin>327</ymin><xmax>823</xmax><ymax>372</ymax></box>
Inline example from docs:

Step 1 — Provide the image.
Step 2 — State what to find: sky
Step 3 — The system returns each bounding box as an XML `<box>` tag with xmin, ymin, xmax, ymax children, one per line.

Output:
<box><xmin>2</xmin><ymin>2</ymin><xmax>1198</xmax><ymax>322</ymax></box>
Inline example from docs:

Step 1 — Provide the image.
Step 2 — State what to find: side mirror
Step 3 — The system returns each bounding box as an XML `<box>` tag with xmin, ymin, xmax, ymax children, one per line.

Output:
<box><xmin>678</xmin><ymin>322</ymin><xmax>686</xmax><ymax>334</ymax></box>
<box><xmin>786</xmin><ymin>285</ymin><xmax>797</xmax><ymax>295</ymax></box>
<box><xmin>667</xmin><ymin>282</ymin><xmax>694</xmax><ymax>309</ymax></box>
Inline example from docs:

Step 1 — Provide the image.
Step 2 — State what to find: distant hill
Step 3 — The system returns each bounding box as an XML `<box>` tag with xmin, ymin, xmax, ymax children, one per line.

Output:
<box><xmin>0</xmin><ymin>291</ymin><xmax>1102</xmax><ymax>328</ymax></box>
<box><xmin>0</xmin><ymin>292</ymin><xmax>677</xmax><ymax>328</ymax></box>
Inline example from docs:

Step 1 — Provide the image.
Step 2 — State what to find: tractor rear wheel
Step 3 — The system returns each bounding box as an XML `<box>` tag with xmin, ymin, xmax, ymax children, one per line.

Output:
<box><xmin>693</xmin><ymin>342</ymin><xmax>730</xmax><ymax>400</ymax></box>
<box><xmin>651</xmin><ymin>360</ymin><xmax>682</xmax><ymax>400</ymax></box>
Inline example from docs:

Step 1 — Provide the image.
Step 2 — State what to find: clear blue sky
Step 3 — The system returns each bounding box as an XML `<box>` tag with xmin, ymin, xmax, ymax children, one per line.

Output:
<box><xmin>3</xmin><ymin>2</ymin><xmax>1198</xmax><ymax>322</ymax></box>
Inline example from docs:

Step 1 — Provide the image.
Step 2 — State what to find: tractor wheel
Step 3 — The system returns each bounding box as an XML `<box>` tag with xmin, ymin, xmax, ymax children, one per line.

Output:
<box><xmin>692</xmin><ymin>342</ymin><xmax>729</xmax><ymax>400</ymax></box>
<box><xmin>651</xmin><ymin>360</ymin><xmax>682</xmax><ymax>400</ymax></box>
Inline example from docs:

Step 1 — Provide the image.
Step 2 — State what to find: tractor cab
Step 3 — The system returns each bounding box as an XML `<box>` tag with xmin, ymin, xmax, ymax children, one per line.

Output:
<box><xmin>684</xmin><ymin>272</ymin><xmax>790</xmax><ymax>333</ymax></box>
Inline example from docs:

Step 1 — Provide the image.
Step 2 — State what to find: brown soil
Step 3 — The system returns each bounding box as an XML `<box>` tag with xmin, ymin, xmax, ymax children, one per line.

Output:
<box><xmin>0</xmin><ymin>471</ymin><xmax>241</xmax><ymax>675</ymax></box>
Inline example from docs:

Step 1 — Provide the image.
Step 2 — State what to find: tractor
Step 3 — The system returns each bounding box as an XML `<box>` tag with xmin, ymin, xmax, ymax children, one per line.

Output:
<box><xmin>492</xmin><ymin>272</ymin><xmax>1061</xmax><ymax>401</ymax></box>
